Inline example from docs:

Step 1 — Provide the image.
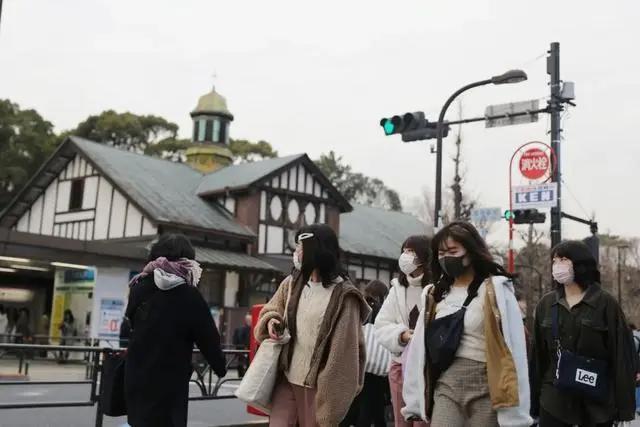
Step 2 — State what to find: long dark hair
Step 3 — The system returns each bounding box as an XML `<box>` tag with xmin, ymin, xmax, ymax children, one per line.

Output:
<box><xmin>148</xmin><ymin>233</ymin><xmax>195</xmax><ymax>262</ymax></box>
<box><xmin>364</xmin><ymin>279</ymin><xmax>389</xmax><ymax>323</ymax></box>
<box><xmin>431</xmin><ymin>221</ymin><xmax>513</xmax><ymax>303</ymax></box>
<box><xmin>296</xmin><ymin>224</ymin><xmax>346</xmax><ymax>287</ymax></box>
<box><xmin>551</xmin><ymin>240</ymin><xmax>600</xmax><ymax>290</ymax></box>
<box><xmin>398</xmin><ymin>235</ymin><xmax>431</xmax><ymax>288</ymax></box>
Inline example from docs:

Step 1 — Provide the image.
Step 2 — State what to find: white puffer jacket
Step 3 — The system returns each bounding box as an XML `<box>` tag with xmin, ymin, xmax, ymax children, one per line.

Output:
<box><xmin>374</xmin><ymin>278</ymin><xmax>424</xmax><ymax>364</ymax></box>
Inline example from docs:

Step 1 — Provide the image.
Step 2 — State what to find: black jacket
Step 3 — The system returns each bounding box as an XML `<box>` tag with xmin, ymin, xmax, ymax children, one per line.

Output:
<box><xmin>232</xmin><ymin>325</ymin><xmax>250</xmax><ymax>349</ymax></box>
<box><xmin>124</xmin><ymin>275</ymin><xmax>227</xmax><ymax>427</ymax></box>
<box><xmin>531</xmin><ymin>284</ymin><xmax>636</xmax><ymax>424</ymax></box>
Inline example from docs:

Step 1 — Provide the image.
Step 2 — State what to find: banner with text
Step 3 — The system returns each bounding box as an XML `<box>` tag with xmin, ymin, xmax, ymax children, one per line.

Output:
<box><xmin>512</xmin><ymin>182</ymin><xmax>558</xmax><ymax>209</ymax></box>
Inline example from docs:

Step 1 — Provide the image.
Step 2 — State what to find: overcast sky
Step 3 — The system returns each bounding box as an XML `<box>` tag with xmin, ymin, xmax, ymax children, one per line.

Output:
<box><xmin>1</xmin><ymin>0</ymin><xmax>638</xmax><ymax>245</ymax></box>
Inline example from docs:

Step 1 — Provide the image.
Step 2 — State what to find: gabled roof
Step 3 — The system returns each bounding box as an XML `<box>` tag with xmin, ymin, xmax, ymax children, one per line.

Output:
<box><xmin>340</xmin><ymin>204</ymin><xmax>427</xmax><ymax>260</ymax></box>
<box><xmin>70</xmin><ymin>137</ymin><xmax>254</xmax><ymax>239</ymax></box>
<box><xmin>196</xmin><ymin>154</ymin><xmax>304</xmax><ymax>195</ymax></box>
<box><xmin>0</xmin><ymin>137</ymin><xmax>254</xmax><ymax>240</ymax></box>
<box><xmin>196</xmin><ymin>154</ymin><xmax>352</xmax><ymax>212</ymax></box>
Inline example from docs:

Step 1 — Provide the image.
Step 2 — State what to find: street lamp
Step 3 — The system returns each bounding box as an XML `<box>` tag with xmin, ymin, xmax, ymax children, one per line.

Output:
<box><xmin>491</xmin><ymin>69</ymin><xmax>528</xmax><ymax>85</ymax></box>
<box><xmin>433</xmin><ymin>69</ymin><xmax>528</xmax><ymax>229</ymax></box>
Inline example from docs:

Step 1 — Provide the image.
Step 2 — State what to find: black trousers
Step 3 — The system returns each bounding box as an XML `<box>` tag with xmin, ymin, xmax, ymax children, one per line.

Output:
<box><xmin>340</xmin><ymin>373</ymin><xmax>388</xmax><ymax>427</ymax></box>
<box><xmin>539</xmin><ymin>407</ymin><xmax>613</xmax><ymax>427</ymax></box>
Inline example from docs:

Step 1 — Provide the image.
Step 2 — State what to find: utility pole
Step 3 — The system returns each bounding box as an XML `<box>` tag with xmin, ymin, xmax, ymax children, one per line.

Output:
<box><xmin>617</xmin><ymin>245</ymin><xmax>629</xmax><ymax>304</ymax></box>
<box><xmin>548</xmin><ymin>42</ymin><xmax>562</xmax><ymax>248</ymax></box>
<box><xmin>452</xmin><ymin>103</ymin><xmax>463</xmax><ymax>220</ymax></box>
<box><xmin>525</xmin><ymin>222</ymin><xmax>535</xmax><ymax>331</ymax></box>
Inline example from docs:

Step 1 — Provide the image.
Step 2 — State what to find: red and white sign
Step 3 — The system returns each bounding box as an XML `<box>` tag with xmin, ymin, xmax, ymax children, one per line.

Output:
<box><xmin>519</xmin><ymin>148</ymin><xmax>550</xmax><ymax>180</ymax></box>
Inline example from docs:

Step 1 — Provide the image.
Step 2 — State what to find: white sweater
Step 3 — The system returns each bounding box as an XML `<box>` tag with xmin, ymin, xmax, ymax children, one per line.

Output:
<box><xmin>401</xmin><ymin>276</ymin><xmax>533</xmax><ymax>427</ymax></box>
<box><xmin>286</xmin><ymin>279</ymin><xmax>337</xmax><ymax>386</ymax></box>
<box><xmin>374</xmin><ymin>278</ymin><xmax>424</xmax><ymax>364</ymax></box>
<box><xmin>434</xmin><ymin>283</ymin><xmax>487</xmax><ymax>362</ymax></box>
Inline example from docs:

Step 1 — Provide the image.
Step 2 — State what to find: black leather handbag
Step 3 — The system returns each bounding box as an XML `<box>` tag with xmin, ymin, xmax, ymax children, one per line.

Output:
<box><xmin>100</xmin><ymin>349</ymin><xmax>127</xmax><ymax>416</ymax></box>
<box><xmin>552</xmin><ymin>303</ymin><xmax>609</xmax><ymax>402</ymax></box>
<box><xmin>425</xmin><ymin>291</ymin><xmax>477</xmax><ymax>373</ymax></box>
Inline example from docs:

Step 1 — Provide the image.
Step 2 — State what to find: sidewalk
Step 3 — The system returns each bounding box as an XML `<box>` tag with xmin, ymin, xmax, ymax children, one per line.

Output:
<box><xmin>0</xmin><ymin>356</ymin><xmax>89</xmax><ymax>381</ymax></box>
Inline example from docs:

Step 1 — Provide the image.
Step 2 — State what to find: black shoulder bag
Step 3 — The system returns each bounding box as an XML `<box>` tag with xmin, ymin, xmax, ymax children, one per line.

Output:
<box><xmin>552</xmin><ymin>301</ymin><xmax>609</xmax><ymax>402</ymax></box>
<box><xmin>425</xmin><ymin>289</ymin><xmax>478</xmax><ymax>374</ymax></box>
<box><xmin>100</xmin><ymin>348</ymin><xmax>127</xmax><ymax>416</ymax></box>
<box><xmin>100</xmin><ymin>283</ymin><xmax>160</xmax><ymax>416</ymax></box>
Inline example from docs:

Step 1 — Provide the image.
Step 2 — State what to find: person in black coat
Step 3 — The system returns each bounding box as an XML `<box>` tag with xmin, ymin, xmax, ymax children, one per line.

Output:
<box><xmin>124</xmin><ymin>234</ymin><xmax>227</xmax><ymax>427</ymax></box>
<box><xmin>232</xmin><ymin>313</ymin><xmax>252</xmax><ymax>377</ymax></box>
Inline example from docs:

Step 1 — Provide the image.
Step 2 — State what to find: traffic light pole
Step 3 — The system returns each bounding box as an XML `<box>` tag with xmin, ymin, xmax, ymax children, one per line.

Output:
<box><xmin>435</xmin><ymin>79</ymin><xmax>492</xmax><ymax>230</ymax></box>
<box><xmin>548</xmin><ymin>42</ymin><xmax>563</xmax><ymax>248</ymax></box>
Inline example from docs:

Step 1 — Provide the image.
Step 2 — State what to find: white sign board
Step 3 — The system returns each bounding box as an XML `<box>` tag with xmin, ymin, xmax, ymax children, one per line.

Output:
<box><xmin>470</xmin><ymin>207</ymin><xmax>502</xmax><ymax>224</ymax></box>
<box><xmin>485</xmin><ymin>99</ymin><xmax>540</xmax><ymax>128</ymax></box>
<box><xmin>512</xmin><ymin>183</ymin><xmax>558</xmax><ymax>209</ymax></box>
<box><xmin>98</xmin><ymin>298</ymin><xmax>124</xmax><ymax>338</ymax></box>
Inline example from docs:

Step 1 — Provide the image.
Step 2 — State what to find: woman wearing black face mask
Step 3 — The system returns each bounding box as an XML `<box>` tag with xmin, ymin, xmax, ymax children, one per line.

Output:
<box><xmin>402</xmin><ymin>222</ymin><xmax>532</xmax><ymax>427</ymax></box>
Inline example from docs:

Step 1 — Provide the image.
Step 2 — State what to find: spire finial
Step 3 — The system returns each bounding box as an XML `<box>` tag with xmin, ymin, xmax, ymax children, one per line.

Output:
<box><xmin>211</xmin><ymin>71</ymin><xmax>217</xmax><ymax>92</ymax></box>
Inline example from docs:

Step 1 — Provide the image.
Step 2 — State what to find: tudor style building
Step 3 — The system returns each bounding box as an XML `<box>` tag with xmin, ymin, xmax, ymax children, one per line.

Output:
<box><xmin>0</xmin><ymin>87</ymin><xmax>425</xmax><ymax>342</ymax></box>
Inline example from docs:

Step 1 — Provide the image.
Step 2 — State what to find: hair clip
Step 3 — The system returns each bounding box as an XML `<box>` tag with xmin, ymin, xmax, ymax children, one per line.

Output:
<box><xmin>297</xmin><ymin>232</ymin><xmax>314</xmax><ymax>242</ymax></box>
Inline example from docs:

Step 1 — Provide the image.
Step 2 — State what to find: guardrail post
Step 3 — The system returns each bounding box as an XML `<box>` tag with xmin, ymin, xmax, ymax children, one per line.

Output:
<box><xmin>92</xmin><ymin>349</ymin><xmax>104</xmax><ymax>427</ymax></box>
<box><xmin>18</xmin><ymin>352</ymin><xmax>23</xmax><ymax>374</ymax></box>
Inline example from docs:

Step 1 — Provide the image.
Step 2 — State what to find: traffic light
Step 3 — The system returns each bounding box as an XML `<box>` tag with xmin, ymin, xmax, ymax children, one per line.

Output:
<box><xmin>379</xmin><ymin>112</ymin><xmax>449</xmax><ymax>142</ymax></box>
<box><xmin>512</xmin><ymin>209</ymin><xmax>546</xmax><ymax>224</ymax></box>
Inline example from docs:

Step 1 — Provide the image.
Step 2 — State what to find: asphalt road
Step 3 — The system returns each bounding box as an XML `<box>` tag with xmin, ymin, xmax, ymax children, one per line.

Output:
<box><xmin>2</xmin><ymin>382</ymin><xmax>640</xmax><ymax>426</ymax></box>
<box><xmin>0</xmin><ymin>382</ymin><xmax>265</xmax><ymax>427</ymax></box>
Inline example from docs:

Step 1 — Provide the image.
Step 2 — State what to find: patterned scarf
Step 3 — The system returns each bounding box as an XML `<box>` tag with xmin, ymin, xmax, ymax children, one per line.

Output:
<box><xmin>129</xmin><ymin>257</ymin><xmax>202</xmax><ymax>288</ymax></box>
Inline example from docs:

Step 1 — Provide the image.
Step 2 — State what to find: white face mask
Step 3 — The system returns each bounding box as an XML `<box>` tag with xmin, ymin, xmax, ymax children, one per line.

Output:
<box><xmin>552</xmin><ymin>263</ymin><xmax>574</xmax><ymax>285</ymax></box>
<box><xmin>292</xmin><ymin>251</ymin><xmax>302</xmax><ymax>270</ymax></box>
<box><xmin>398</xmin><ymin>252</ymin><xmax>419</xmax><ymax>275</ymax></box>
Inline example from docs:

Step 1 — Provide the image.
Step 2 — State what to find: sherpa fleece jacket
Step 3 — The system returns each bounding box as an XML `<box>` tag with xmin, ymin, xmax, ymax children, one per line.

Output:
<box><xmin>255</xmin><ymin>272</ymin><xmax>371</xmax><ymax>426</ymax></box>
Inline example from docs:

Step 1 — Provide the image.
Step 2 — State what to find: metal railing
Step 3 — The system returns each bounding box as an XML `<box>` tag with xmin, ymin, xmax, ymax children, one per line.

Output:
<box><xmin>0</xmin><ymin>342</ymin><xmax>248</xmax><ymax>427</ymax></box>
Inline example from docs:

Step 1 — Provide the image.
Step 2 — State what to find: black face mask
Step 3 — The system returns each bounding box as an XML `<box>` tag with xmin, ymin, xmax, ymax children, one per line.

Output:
<box><xmin>439</xmin><ymin>255</ymin><xmax>468</xmax><ymax>278</ymax></box>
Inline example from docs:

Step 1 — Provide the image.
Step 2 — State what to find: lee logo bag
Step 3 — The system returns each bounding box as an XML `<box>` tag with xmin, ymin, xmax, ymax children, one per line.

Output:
<box><xmin>552</xmin><ymin>303</ymin><xmax>609</xmax><ymax>402</ymax></box>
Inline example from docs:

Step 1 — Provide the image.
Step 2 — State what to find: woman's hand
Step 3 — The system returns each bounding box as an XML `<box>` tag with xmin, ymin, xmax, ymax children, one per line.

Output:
<box><xmin>267</xmin><ymin>319</ymin><xmax>284</xmax><ymax>340</ymax></box>
<box><xmin>400</xmin><ymin>329</ymin><xmax>414</xmax><ymax>345</ymax></box>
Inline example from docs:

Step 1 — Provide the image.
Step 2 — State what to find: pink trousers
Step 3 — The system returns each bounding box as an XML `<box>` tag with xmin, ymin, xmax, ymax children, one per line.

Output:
<box><xmin>389</xmin><ymin>361</ymin><xmax>429</xmax><ymax>427</ymax></box>
<box><xmin>270</xmin><ymin>379</ymin><xmax>318</xmax><ymax>427</ymax></box>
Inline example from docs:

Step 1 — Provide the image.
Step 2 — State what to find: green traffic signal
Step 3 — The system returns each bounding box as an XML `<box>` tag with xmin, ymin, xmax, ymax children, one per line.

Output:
<box><xmin>382</xmin><ymin>119</ymin><xmax>395</xmax><ymax>135</ymax></box>
<box><xmin>504</xmin><ymin>210</ymin><xmax>513</xmax><ymax>220</ymax></box>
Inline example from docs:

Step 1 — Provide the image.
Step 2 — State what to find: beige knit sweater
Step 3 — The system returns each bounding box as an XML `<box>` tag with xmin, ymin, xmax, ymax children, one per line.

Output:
<box><xmin>255</xmin><ymin>273</ymin><xmax>370</xmax><ymax>426</ymax></box>
<box><xmin>287</xmin><ymin>279</ymin><xmax>337</xmax><ymax>386</ymax></box>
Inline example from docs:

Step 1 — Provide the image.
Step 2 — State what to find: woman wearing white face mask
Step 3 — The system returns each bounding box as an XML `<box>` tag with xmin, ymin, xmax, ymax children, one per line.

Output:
<box><xmin>374</xmin><ymin>235</ymin><xmax>430</xmax><ymax>427</ymax></box>
<box><xmin>531</xmin><ymin>240</ymin><xmax>636</xmax><ymax>427</ymax></box>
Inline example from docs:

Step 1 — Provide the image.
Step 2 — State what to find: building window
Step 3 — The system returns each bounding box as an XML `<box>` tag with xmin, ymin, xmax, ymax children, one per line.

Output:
<box><xmin>193</xmin><ymin>120</ymin><xmax>200</xmax><ymax>141</ymax></box>
<box><xmin>212</xmin><ymin>120</ymin><xmax>221</xmax><ymax>143</ymax></box>
<box><xmin>220</xmin><ymin>122</ymin><xmax>228</xmax><ymax>144</ymax></box>
<box><xmin>69</xmin><ymin>179</ymin><xmax>85</xmax><ymax>210</ymax></box>
<box><xmin>204</xmin><ymin>120</ymin><xmax>213</xmax><ymax>142</ymax></box>
<box><xmin>197</xmin><ymin>119</ymin><xmax>206</xmax><ymax>141</ymax></box>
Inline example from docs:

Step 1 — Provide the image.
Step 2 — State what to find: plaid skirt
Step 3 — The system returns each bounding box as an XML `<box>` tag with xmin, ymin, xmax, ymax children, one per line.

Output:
<box><xmin>430</xmin><ymin>357</ymin><xmax>498</xmax><ymax>427</ymax></box>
